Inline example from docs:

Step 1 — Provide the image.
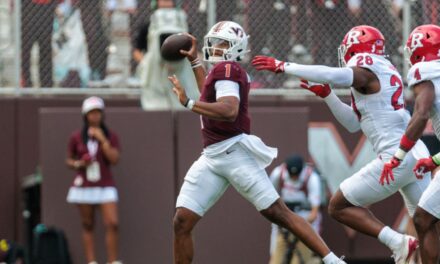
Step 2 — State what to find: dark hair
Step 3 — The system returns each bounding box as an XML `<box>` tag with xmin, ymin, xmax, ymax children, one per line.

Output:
<box><xmin>81</xmin><ymin>114</ymin><xmax>110</xmax><ymax>144</ymax></box>
<box><xmin>285</xmin><ymin>154</ymin><xmax>304</xmax><ymax>176</ymax></box>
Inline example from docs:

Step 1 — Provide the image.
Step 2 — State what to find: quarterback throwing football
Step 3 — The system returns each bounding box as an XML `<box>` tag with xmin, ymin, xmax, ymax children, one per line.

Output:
<box><xmin>168</xmin><ymin>21</ymin><xmax>346</xmax><ymax>264</ymax></box>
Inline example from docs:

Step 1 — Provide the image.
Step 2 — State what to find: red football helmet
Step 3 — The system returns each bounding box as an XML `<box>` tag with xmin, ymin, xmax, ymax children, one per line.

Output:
<box><xmin>405</xmin><ymin>24</ymin><xmax>440</xmax><ymax>66</ymax></box>
<box><xmin>338</xmin><ymin>25</ymin><xmax>385</xmax><ymax>66</ymax></box>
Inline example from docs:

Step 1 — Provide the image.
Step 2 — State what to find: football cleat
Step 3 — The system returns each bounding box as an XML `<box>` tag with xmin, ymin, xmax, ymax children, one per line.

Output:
<box><xmin>392</xmin><ymin>235</ymin><xmax>419</xmax><ymax>264</ymax></box>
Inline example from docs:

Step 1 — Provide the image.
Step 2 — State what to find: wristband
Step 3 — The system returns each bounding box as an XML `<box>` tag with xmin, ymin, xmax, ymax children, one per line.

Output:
<box><xmin>400</xmin><ymin>134</ymin><xmax>416</xmax><ymax>151</ymax></box>
<box><xmin>432</xmin><ymin>153</ymin><xmax>440</xmax><ymax>166</ymax></box>
<box><xmin>190</xmin><ymin>58</ymin><xmax>200</xmax><ymax>65</ymax></box>
<box><xmin>190</xmin><ymin>58</ymin><xmax>202</xmax><ymax>69</ymax></box>
<box><xmin>394</xmin><ymin>148</ymin><xmax>407</xmax><ymax>161</ymax></box>
<box><xmin>186</xmin><ymin>99</ymin><xmax>195</xmax><ymax>110</ymax></box>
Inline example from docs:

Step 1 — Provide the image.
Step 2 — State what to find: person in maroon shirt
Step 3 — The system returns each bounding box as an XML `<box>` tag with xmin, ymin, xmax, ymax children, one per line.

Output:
<box><xmin>66</xmin><ymin>96</ymin><xmax>122</xmax><ymax>264</ymax></box>
<box><xmin>168</xmin><ymin>21</ymin><xmax>346</xmax><ymax>264</ymax></box>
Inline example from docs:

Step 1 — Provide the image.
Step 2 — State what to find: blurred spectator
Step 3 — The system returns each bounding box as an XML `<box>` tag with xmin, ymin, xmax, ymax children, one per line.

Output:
<box><xmin>358</xmin><ymin>0</ymin><xmax>402</xmax><ymax>68</ymax></box>
<box><xmin>66</xmin><ymin>97</ymin><xmax>122</xmax><ymax>264</ymax></box>
<box><xmin>129</xmin><ymin>1</ymin><xmax>151</xmax><ymax>75</ymax></box>
<box><xmin>52</xmin><ymin>1</ymin><xmax>90</xmax><ymax>88</ymax></box>
<box><xmin>132</xmin><ymin>22</ymin><xmax>149</xmax><ymax>67</ymax></box>
<box><xmin>291</xmin><ymin>0</ymin><xmax>310</xmax><ymax>51</ymax></box>
<box><xmin>21</xmin><ymin>0</ymin><xmax>56</xmax><ymax>88</ymax></box>
<box><xmin>248</xmin><ymin>0</ymin><xmax>291</xmax><ymax>60</ymax></box>
<box><xmin>138</xmin><ymin>0</ymin><xmax>199</xmax><ymax>110</ymax></box>
<box><xmin>421</xmin><ymin>0</ymin><xmax>440</xmax><ymax>25</ymax></box>
<box><xmin>283</xmin><ymin>44</ymin><xmax>314</xmax><ymax>88</ymax></box>
<box><xmin>105</xmin><ymin>0</ymin><xmax>144</xmax><ymax>76</ymax></box>
<box><xmin>248</xmin><ymin>0</ymin><xmax>292</xmax><ymax>88</ymax></box>
<box><xmin>216</xmin><ymin>0</ymin><xmax>236</xmax><ymax>21</ymax></box>
<box><xmin>105</xmin><ymin>0</ymin><xmax>136</xmax><ymax>13</ymax></box>
<box><xmin>76</xmin><ymin>0</ymin><xmax>109</xmax><ymax>81</ymax></box>
<box><xmin>310</xmin><ymin>0</ymin><xmax>351</xmax><ymax>66</ymax></box>
<box><xmin>269</xmin><ymin>154</ymin><xmax>323</xmax><ymax>264</ymax></box>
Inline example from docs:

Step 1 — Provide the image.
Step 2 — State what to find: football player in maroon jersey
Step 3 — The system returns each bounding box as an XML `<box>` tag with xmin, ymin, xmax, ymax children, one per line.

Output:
<box><xmin>168</xmin><ymin>21</ymin><xmax>346</xmax><ymax>264</ymax></box>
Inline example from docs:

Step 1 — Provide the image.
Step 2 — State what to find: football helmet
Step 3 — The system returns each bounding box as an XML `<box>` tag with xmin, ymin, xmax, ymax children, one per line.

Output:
<box><xmin>405</xmin><ymin>24</ymin><xmax>440</xmax><ymax>66</ymax></box>
<box><xmin>202</xmin><ymin>21</ymin><xmax>249</xmax><ymax>63</ymax></box>
<box><xmin>338</xmin><ymin>25</ymin><xmax>385</xmax><ymax>66</ymax></box>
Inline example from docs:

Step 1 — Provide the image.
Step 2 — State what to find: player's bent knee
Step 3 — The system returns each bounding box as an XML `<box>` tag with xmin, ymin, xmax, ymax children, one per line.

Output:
<box><xmin>173</xmin><ymin>210</ymin><xmax>197</xmax><ymax>235</ymax></box>
<box><xmin>260</xmin><ymin>199</ymin><xmax>288</xmax><ymax>225</ymax></box>
<box><xmin>328</xmin><ymin>197</ymin><xmax>339</xmax><ymax>218</ymax></box>
<box><xmin>328</xmin><ymin>191</ymin><xmax>349</xmax><ymax>218</ymax></box>
<box><xmin>413</xmin><ymin>208</ymin><xmax>436</xmax><ymax>233</ymax></box>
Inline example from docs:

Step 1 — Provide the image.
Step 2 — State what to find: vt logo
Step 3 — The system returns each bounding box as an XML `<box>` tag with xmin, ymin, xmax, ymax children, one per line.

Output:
<box><xmin>308</xmin><ymin>122</ymin><xmax>409</xmax><ymax>237</ymax></box>
<box><xmin>308</xmin><ymin>122</ymin><xmax>375</xmax><ymax>194</ymax></box>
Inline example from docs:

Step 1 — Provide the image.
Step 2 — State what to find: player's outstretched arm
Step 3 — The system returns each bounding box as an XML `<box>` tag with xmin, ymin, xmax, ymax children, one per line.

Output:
<box><xmin>380</xmin><ymin>81</ymin><xmax>435</xmax><ymax>185</ymax></box>
<box><xmin>252</xmin><ymin>55</ymin><xmax>354</xmax><ymax>88</ymax></box>
<box><xmin>168</xmin><ymin>75</ymin><xmax>239</xmax><ymax>122</ymax></box>
<box><xmin>180</xmin><ymin>33</ymin><xmax>206</xmax><ymax>92</ymax></box>
<box><xmin>300</xmin><ymin>80</ymin><xmax>360</xmax><ymax>133</ymax></box>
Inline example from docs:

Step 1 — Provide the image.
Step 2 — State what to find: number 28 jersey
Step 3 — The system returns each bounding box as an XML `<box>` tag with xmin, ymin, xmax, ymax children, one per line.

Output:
<box><xmin>407</xmin><ymin>60</ymin><xmax>440</xmax><ymax>140</ymax></box>
<box><xmin>346</xmin><ymin>53</ymin><xmax>409</xmax><ymax>157</ymax></box>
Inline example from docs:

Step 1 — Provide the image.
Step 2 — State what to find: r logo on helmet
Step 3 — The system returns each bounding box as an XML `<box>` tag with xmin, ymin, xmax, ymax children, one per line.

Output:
<box><xmin>410</xmin><ymin>33</ymin><xmax>424</xmax><ymax>51</ymax></box>
<box><xmin>347</xmin><ymin>30</ymin><xmax>362</xmax><ymax>45</ymax></box>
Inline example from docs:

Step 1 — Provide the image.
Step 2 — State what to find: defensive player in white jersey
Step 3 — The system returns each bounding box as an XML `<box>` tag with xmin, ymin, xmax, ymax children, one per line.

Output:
<box><xmin>252</xmin><ymin>25</ymin><xmax>431</xmax><ymax>264</ymax></box>
<box><xmin>168</xmin><ymin>21</ymin><xmax>346</xmax><ymax>264</ymax></box>
<box><xmin>381</xmin><ymin>24</ymin><xmax>440</xmax><ymax>264</ymax></box>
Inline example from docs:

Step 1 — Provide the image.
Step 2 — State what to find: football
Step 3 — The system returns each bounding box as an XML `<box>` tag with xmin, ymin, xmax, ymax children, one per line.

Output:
<box><xmin>160</xmin><ymin>33</ymin><xmax>192</xmax><ymax>61</ymax></box>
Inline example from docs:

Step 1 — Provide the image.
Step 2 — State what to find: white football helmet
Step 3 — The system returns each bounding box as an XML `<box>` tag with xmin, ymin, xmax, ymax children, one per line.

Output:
<box><xmin>202</xmin><ymin>21</ymin><xmax>249</xmax><ymax>63</ymax></box>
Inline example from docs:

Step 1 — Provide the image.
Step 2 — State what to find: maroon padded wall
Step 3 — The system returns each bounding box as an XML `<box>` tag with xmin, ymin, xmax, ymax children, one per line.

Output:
<box><xmin>0</xmin><ymin>99</ymin><xmax>17</xmax><ymax>240</ymax></box>
<box><xmin>0</xmin><ymin>96</ymin><xmax>410</xmax><ymax>263</ymax></box>
<box><xmin>16</xmin><ymin>97</ymin><xmax>139</xmax><ymax>242</ymax></box>
<box><xmin>40</xmin><ymin>109</ymin><xmax>174</xmax><ymax>264</ymax></box>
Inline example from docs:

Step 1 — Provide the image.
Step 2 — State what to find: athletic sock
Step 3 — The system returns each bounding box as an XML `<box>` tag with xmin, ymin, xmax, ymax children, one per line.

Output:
<box><xmin>322</xmin><ymin>252</ymin><xmax>339</xmax><ymax>264</ymax></box>
<box><xmin>378</xmin><ymin>226</ymin><xmax>404</xmax><ymax>251</ymax></box>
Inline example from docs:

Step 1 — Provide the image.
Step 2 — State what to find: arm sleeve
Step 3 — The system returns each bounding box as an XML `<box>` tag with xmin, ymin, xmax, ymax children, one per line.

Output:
<box><xmin>284</xmin><ymin>63</ymin><xmax>354</xmax><ymax>88</ymax></box>
<box><xmin>324</xmin><ymin>91</ymin><xmax>361</xmax><ymax>132</ymax></box>
<box><xmin>215</xmin><ymin>80</ymin><xmax>240</xmax><ymax>100</ymax></box>
<box><xmin>307</xmin><ymin>173</ymin><xmax>322</xmax><ymax>207</ymax></box>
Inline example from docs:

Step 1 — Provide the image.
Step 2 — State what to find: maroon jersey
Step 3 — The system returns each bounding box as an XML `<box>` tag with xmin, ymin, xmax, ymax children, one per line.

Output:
<box><xmin>200</xmin><ymin>61</ymin><xmax>251</xmax><ymax>147</ymax></box>
<box><xmin>68</xmin><ymin>130</ymin><xmax>120</xmax><ymax>187</ymax></box>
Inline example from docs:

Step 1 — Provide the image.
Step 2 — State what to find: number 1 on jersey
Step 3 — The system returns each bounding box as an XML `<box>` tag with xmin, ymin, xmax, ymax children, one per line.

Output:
<box><xmin>225</xmin><ymin>64</ymin><xmax>231</xmax><ymax>78</ymax></box>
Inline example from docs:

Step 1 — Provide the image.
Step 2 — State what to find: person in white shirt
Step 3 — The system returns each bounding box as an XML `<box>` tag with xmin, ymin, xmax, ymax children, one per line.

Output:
<box><xmin>269</xmin><ymin>154</ymin><xmax>323</xmax><ymax>264</ymax></box>
<box><xmin>253</xmin><ymin>25</ymin><xmax>431</xmax><ymax>264</ymax></box>
<box><xmin>380</xmin><ymin>24</ymin><xmax>440</xmax><ymax>264</ymax></box>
